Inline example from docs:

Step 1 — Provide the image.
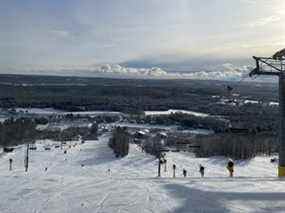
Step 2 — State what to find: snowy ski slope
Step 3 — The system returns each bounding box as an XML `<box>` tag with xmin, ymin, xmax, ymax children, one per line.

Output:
<box><xmin>0</xmin><ymin>133</ymin><xmax>284</xmax><ymax>213</ymax></box>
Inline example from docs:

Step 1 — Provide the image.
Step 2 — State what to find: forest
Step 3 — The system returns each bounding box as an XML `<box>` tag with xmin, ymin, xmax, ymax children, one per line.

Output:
<box><xmin>0</xmin><ymin>117</ymin><xmax>98</xmax><ymax>148</ymax></box>
<box><xmin>0</xmin><ymin>74</ymin><xmax>280</xmax><ymax>159</ymax></box>
<box><xmin>0</xmin><ymin>74</ymin><xmax>278</xmax><ymax>114</ymax></box>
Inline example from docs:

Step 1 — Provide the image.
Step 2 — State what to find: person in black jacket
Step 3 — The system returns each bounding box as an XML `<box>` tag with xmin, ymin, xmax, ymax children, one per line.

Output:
<box><xmin>199</xmin><ymin>164</ymin><xmax>205</xmax><ymax>177</ymax></box>
<box><xmin>183</xmin><ymin>169</ymin><xmax>187</xmax><ymax>178</ymax></box>
<box><xmin>227</xmin><ymin>159</ymin><xmax>234</xmax><ymax>177</ymax></box>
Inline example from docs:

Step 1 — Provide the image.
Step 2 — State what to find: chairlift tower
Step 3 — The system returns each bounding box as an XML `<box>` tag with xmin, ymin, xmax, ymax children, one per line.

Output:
<box><xmin>249</xmin><ymin>49</ymin><xmax>285</xmax><ymax>177</ymax></box>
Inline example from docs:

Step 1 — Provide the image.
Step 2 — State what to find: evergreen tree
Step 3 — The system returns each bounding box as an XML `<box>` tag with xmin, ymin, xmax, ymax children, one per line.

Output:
<box><xmin>109</xmin><ymin>127</ymin><xmax>130</xmax><ymax>157</ymax></box>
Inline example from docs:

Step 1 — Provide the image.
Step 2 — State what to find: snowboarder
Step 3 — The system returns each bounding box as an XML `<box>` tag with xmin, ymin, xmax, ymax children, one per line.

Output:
<box><xmin>9</xmin><ymin>158</ymin><xmax>13</xmax><ymax>171</ymax></box>
<box><xmin>227</xmin><ymin>159</ymin><xmax>234</xmax><ymax>177</ymax></box>
<box><xmin>199</xmin><ymin>164</ymin><xmax>205</xmax><ymax>177</ymax></box>
<box><xmin>183</xmin><ymin>169</ymin><xmax>187</xmax><ymax>178</ymax></box>
<box><xmin>172</xmin><ymin>164</ymin><xmax>176</xmax><ymax>178</ymax></box>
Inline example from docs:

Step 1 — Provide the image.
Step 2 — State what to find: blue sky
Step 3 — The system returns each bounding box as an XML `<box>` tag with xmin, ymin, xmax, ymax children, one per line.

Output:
<box><xmin>1</xmin><ymin>0</ymin><xmax>285</xmax><ymax>72</ymax></box>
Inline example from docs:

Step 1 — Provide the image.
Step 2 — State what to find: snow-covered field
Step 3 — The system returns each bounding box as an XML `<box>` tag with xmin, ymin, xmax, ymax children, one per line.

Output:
<box><xmin>0</xmin><ymin>134</ymin><xmax>284</xmax><ymax>213</ymax></box>
<box><xmin>145</xmin><ymin>109</ymin><xmax>209</xmax><ymax>117</ymax></box>
<box><xmin>14</xmin><ymin>108</ymin><xmax>122</xmax><ymax>116</ymax></box>
<box><xmin>110</xmin><ymin>122</ymin><xmax>179</xmax><ymax>131</ymax></box>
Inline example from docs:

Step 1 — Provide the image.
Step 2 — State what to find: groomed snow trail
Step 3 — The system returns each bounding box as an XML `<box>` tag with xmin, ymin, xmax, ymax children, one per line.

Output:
<box><xmin>0</xmin><ymin>133</ymin><xmax>284</xmax><ymax>213</ymax></box>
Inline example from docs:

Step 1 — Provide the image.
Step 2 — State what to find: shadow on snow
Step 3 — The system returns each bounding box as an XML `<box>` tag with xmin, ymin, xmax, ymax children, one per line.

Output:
<box><xmin>163</xmin><ymin>182</ymin><xmax>285</xmax><ymax>213</ymax></box>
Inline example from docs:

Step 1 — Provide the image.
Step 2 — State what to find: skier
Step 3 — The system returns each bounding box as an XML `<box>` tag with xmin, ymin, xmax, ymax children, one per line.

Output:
<box><xmin>9</xmin><ymin>158</ymin><xmax>13</xmax><ymax>171</ymax></box>
<box><xmin>227</xmin><ymin>159</ymin><xmax>234</xmax><ymax>177</ymax></box>
<box><xmin>183</xmin><ymin>169</ymin><xmax>187</xmax><ymax>178</ymax></box>
<box><xmin>172</xmin><ymin>164</ymin><xmax>176</xmax><ymax>178</ymax></box>
<box><xmin>199</xmin><ymin>164</ymin><xmax>205</xmax><ymax>177</ymax></box>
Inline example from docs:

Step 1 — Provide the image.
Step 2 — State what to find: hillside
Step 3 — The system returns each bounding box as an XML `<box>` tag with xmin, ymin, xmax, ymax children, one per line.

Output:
<box><xmin>0</xmin><ymin>133</ymin><xmax>284</xmax><ymax>213</ymax></box>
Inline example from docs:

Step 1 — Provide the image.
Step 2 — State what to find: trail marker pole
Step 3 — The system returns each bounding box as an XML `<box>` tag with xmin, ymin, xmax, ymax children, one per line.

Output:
<box><xmin>173</xmin><ymin>164</ymin><xmax>176</xmax><ymax>178</ymax></box>
<box><xmin>25</xmin><ymin>144</ymin><xmax>29</xmax><ymax>172</ymax></box>
<box><xmin>9</xmin><ymin>159</ymin><xmax>12</xmax><ymax>171</ymax></box>
<box><xmin>158</xmin><ymin>159</ymin><xmax>161</xmax><ymax>177</ymax></box>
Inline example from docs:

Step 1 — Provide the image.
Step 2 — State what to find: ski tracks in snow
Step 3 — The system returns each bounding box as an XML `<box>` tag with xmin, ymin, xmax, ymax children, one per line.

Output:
<box><xmin>2</xmin><ymin>133</ymin><xmax>285</xmax><ymax>213</ymax></box>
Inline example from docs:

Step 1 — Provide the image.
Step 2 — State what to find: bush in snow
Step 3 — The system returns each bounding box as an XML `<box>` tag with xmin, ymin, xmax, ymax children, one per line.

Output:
<box><xmin>108</xmin><ymin>127</ymin><xmax>130</xmax><ymax>157</ymax></box>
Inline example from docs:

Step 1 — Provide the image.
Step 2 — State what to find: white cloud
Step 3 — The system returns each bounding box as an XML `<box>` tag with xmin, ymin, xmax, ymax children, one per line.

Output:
<box><xmin>248</xmin><ymin>15</ymin><xmax>281</xmax><ymax>28</ymax></box>
<box><xmin>91</xmin><ymin>64</ymin><xmax>167</xmax><ymax>77</ymax></box>
<box><xmin>8</xmin><ymin>62</ymin><xmax>260</xmax><ymax>81</ymax></box>
<box><xmin>49</xmin><ymin>30</ymin><xmax>70</xmax><ymax>38</ymax></box>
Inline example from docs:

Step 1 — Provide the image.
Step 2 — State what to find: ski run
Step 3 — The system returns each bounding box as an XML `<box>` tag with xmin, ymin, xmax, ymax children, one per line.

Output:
<box><xmin>0</xmin><ymin>133</ymin><xmax>284</xmax><ymax>213</ymax></box>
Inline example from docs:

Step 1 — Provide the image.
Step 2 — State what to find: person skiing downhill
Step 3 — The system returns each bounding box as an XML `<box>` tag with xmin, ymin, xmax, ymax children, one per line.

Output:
<box><xmin>227</xmin><ymin>159</ymin><xmax>234</xmax><ymax>177</ymax></box>
<box><xmin>199</xmin><ymin>164</ymin><xmax>205</xmax><ymax>177</ymax></box>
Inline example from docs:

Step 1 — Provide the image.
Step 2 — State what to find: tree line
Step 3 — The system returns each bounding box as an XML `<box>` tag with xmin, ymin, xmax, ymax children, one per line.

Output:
<box><xmin>0</xmin><ymin>118</ymin><xmax>37</xmax><ymax>147</ymax></box>
<box><xmin>0</xmin><ymin>118</ymin><xmax>98</xmax><ymax>147</ymax></box>
<box><xmin>143</xmin><ymin>112</ymin><xmax>229</xmax><ymax>132</ymax></box>
<box><xmin>193</xmin><ymin>132</ymin><xmax>277</xmax><ymax>159</ymax></box>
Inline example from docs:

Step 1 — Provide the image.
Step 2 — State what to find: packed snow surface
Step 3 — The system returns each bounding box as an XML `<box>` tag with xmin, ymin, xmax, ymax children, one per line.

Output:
<box><xmin>0</xmin><ymin>134</ymin><xmax>284</xmax><ymax>213</ymax></box>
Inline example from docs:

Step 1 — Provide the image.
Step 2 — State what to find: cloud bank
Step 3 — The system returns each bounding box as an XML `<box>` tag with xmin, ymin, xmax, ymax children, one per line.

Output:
<box><xmin>22</xmin><ymin>63</ymin><xmax>256</xmax><ymax>81</ymax></box>
<box><xmin>85</xmin><ymin>63</ymin><xmax>253</xmax><ymax>81</ymax></box>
